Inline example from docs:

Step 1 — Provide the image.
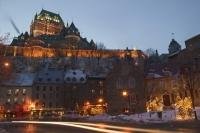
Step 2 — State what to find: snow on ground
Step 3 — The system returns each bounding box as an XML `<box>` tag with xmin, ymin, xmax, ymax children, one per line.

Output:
<box><xmin>195</xmin><ymin>107</ymin><xmax>200</xmax><ymax>120</ymax></box>
<box><xmin>86</xmin><ymin>110</ymin><xmax>179</xmax><ymax>123</ymax></box>
<box><xmin>87</xmin><ymin>114</ymin><xmax>115</xmax><ymax>122</ymax></box>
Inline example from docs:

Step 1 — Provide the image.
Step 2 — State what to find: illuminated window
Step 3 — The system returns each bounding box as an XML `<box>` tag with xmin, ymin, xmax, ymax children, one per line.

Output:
<box><xmin>100</xmin><ymin>90</ymin><xmax>103</xmax><ymax>95</ymax></box>
<box><xmin>99</xmin><ymin>81</ymin><xmax>103</xmax><ymax>86</ymax></box>
<box><xmin>14</xmin><ymin>98</ymin><xmax>18</xmax><ymax>103</ymax></box>
<box><xmin>91</xmin><ymin>89</ymin><xmax>95</xmax><ymax>93</ymax></box>
<box><xmin>8</xmin><ymin>90</ymin><xmax>11</xmax><ymax>95</ymax></box>
<box><xmin>7</xmin><ymin>99</ymin><xmax>11</xmax><ymax>103</ymax></box>
<box><xmin>15</xmin><ymin>89</ymin><xmax>19</xmax><ymax>95</ymax></box>
<box><xmin>22</xmin><ymin>98</ymin><xmax>25</xmax><ymax>103</ymax></box>
<box><xmin>22</xmin><ymin>89</ymin><xmax>26</xmax><ymax>95</ymax></box>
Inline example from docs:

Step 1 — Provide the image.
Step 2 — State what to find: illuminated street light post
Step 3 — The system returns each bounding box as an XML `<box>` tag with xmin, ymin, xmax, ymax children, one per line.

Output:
<box><xmin>122</xmin><ymin>90</ymin><xmax>128</xmax><ymax>97</ymax></box>
<box><xmin>98</xmin><ymin>98</ymin><xmax>103</xmax><ymax>104</ymax></box>
<box><xmin>4</xmin><ymin>62</ymin><xmax>10</xmax><ymax>67</ymax></box>
<box><xmin>122</xmin><ymin>90</ymin><xmax>131</xmax><ymax>113</ymax></box>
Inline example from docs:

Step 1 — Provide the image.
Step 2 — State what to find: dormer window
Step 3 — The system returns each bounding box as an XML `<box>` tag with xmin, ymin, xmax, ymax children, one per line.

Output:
<box><xmin>80</xmin><ymin>77</ymin><xmax>84</xmax><ymax>82</ymax></box>
<box><xmin>73</xmin><ymin>72</ymin><xmax>76</xmax><ymax>75</ymax></box>
<box><xmin>72</xmin><ymin>77</ymin><xmax>76</xmax><ymax>82</ymax></box>
<box><xmin>38</xmin><ymin>78</ymin><xmax>42</xmax><ymax>82</ymax></box>
<box><xmin>66</xmin><ymin>77</ymin><xmax>71</xmax><ymax>81</ymax></box>
<box><xmin>56</xmin><ymin>78</ymin><xmax>60</xmax><ymax>82</ymax></box>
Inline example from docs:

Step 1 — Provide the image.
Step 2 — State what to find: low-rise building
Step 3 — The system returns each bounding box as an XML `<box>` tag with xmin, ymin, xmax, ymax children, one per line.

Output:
<box><xmin>0</xmin><ymin>73</ymin><xmax>35</xmax><ymax>117</ymax></box>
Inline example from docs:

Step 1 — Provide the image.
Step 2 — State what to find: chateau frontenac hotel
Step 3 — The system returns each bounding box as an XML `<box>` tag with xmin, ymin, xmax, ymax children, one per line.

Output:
<box><xmin>0</xmin><ymin>9</ymin><xmax>146</xmax><ymax>117</ymax></box>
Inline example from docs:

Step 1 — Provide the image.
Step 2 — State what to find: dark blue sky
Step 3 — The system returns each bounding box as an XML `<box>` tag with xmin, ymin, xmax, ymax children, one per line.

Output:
<box><xmin>0</xmin><ymin>0</ymin><xmax>200</xmax><ymax>53</ymax></box>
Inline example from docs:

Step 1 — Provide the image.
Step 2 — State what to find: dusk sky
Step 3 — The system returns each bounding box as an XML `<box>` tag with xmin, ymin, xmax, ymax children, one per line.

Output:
<box><xmin>0</xmin><ymin>0</ymin><xmax>200</xmax><ymax>53</ymax></box>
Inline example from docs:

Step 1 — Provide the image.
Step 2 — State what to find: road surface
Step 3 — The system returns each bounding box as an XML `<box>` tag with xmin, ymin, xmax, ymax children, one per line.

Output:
<box><xmin>0</xmin><ymin>121</ymin><xmax>198</xmax><ymax>133</ymax></box>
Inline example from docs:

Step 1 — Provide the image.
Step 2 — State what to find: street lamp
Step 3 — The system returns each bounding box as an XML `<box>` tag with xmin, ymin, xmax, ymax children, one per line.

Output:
<box><xmin>122</xmin><ymin>90</ymin><xmax>131</xmax><ymax>114</ymax></box>
<box><xmin>98</xmin><ymin>98</ymin><xmax>103</xmax><ymax>103</ymax></box>
<box><xmin>122</xmin><ymin>90</ymin><xmax>128</xmax><ymax>97</ymax></box>
<box><xmin>86</xmin><ymin>101</ymin><xmax>90</xmax><ymax>106</ymax></box>
<box><xmin>4</xmin><ymin>62</ymin><xmax>9</xmax><ymax>67</ymax></box>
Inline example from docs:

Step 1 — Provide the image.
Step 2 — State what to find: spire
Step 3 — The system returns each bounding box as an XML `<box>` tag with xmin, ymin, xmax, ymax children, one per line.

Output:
<box><xmin>168</xmin><ymin>38</ymin><xmax>181</xmax><ymax>54</ymax></box>
<box><xmin>68</xmin><ymin>22</ymin><xmax>79</xmax><ymax>35</ymax></box>
<box><xmin>90</xmin><ymin>39</ymin><xmax>94</xmax><ymax>44</ymax></box>
<box><xmin>66</xmin><ymin>22</ymin><xmax>69</xmax><ymax>28</ymax></box>
<box><xmin>70</xmin><ymin>22</ymin><xmax>76</xmax><ymax>29</ymax></box>
<box><xmin>34</xmin><ymin>13</ymin><xmax>38</xmax><ymax>20</ymax></box>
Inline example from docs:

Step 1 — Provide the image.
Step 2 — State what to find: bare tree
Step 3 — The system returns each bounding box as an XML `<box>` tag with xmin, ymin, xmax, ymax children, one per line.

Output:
<box><xmin>0</xmin><ymin>33</ymin><xmax>10</xmax><ymax>44</ymax></box>
<box><xmin>145</xmin><ymin>48</ymin><xmax>158</xmax><ymax>57</ymax></box>
<box><xmin>180</xmin><ymin>58</ymin><xmax>200</xmax><ymax>120</ymax></box>
<box><xmin>97</xmin><ymin>42</ymin><xmax>106</xmax><ymax>50</ymax></box>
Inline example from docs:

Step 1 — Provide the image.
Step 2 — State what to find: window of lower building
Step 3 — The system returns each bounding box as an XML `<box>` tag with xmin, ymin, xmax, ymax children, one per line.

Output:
<box><xmin>22</xmin><ymin>89</ymin><xmax>26</xmax><ymax>95</ymax></box>
<box><xmin>91</xmin><ymin>89</ymin><xmax>95</xmax><ymax>93</ymax></box>
<box><xmin>14</xmin><ymin>98</ymin><xmax>18</xmax><ymax>103</ymax></box>
<box><xmin>50</xmin><ymin>93</ymin><xmax>52</xmax><ymax>98</ymax></box>
<box><xmin>43</xmin><ymin>94</ymin><xmax>46</xmax><ymax>99</ymax></box>
<box><xmin>163</xmin><ymin>94</ymin><xmax>171</xmax><ymax>106</ymax></box>
<box><xmin>22</xmin><ymin>98</ymin><xmax>25</xmax><ymax>103</ymax></box>
<box><xmin>56</xmin><ymin>93</ymin><xmax>59</xmax><ymax>98</ymax></box>
<box><xmin>42</xmin><ymin>102</ymin><xmax>45</xmax><ymax>107</ymax></box>
<box><xmin>43</xmin><ymin>86</ymin><xmax>46</xmax><ymax>91</ymax></box>
<box><xmin>49</xmin><ymin>102</ymin><xmax>52</xmax><ymax>108</ymax></box>
<box><xmin>36</xmin><ymin>86</ymin><xmax>40</xmax><ymax>91</ymax></box>
<box><xmin>7</xmin><ymin>98</ymin><xmax>11</xmax><ymax>103</ymax></box>
<box><xmin>15</xmin><ymin>89</ymin><xmax>19</xmax><ymax>95</ymax></box>
<box><xmin>50</xmin><ymin>86</ymin><xmax>53</xmax><ymax>91</ymax></box>
<box><xmin>8</xmin><ymin>90</ymin><xmax>11</xmax><ymax>95</ymax></box>
<box><xmin>99</xmin><ymin>81</ymin><xmax>103</xmax><ymax>86</ymax></box>
<box><xmin>100</xmin><ymin>90</ymin><xmax>103</xmax><ymax>95</ymax></box>
<box><xmin>56</xmin><ymin>86</ymin><xmax>59</xmax><ymax>91</ymax></box>
<box><xmin>195</xmin><ymin>90</ymin><xmax>199</xmax><ymax>98</ymax></box>
<box><xmin>36</xmin><ymin>93</ymin><xmax>39</xmax><ymax>99</ymax></box>
<box><xmin>185</xmin><ymin>90</ymin><xmax>188</xmax><ymax>97</ymax></box>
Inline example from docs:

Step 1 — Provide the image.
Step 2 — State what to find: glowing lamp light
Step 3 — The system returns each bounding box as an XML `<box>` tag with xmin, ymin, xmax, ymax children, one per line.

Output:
<box><xmin>122</xmin><ymin>90</ymin><xmax>128</xmax><ymax>97</ymax></box>
<box><xmin>86</xmin><ymin>101</ymin><xmax>90</xmax><ymax>105</ymax></box>
<box><xmin>4</xmin><ymin>62</ymin><xmax>9</xmax><ymax>67</ymax></box>
<box><xmin>98</xmin><ymin>98</ymin><xmax>103</xmax><ymax>103</ymax></box>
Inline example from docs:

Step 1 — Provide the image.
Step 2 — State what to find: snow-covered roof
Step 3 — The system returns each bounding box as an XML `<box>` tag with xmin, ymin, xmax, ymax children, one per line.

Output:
<box><xmin>64</xmin><ymin>69</ymin><xmax>86</xmax><ymax>84</ymax></box>
<box><xmin>146</xmin><ymin>73</ymin><xmax>162</xmax><ymax>78</ymax></box>
<box><xmin>2</xmin><ymin>73</ymin><xmax>36</xmax><ymax>86</ymax></box>
<box><xmin>35</xmin><ymin>68</ymin><xmax>64</xmax><ymax>84</ymax></box>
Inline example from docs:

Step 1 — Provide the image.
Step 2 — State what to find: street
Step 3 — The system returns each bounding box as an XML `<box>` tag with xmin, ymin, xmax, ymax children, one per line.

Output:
<box><xmin>0</xmin><ymin>121</ymin><xmax>199</xmax><ymax>133</ymax></box>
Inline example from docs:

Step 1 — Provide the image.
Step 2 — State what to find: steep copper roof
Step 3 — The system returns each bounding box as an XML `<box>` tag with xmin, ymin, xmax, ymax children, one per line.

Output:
<box><xmin>36</xmin><ymin>9</ymin><xmax>64</xmax><ymax>25</ymax></box>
